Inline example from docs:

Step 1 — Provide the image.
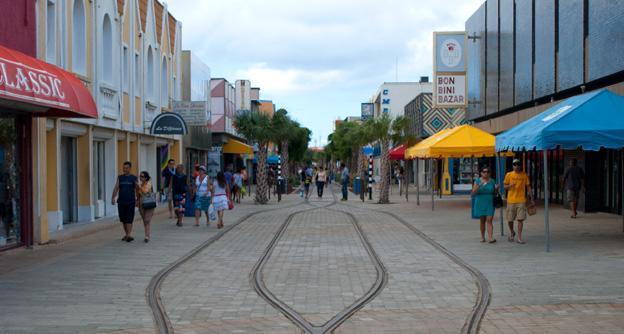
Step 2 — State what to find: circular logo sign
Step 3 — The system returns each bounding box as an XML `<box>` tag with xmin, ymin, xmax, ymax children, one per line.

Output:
<box><xmin>439</xmin><ymin>38</ymin><xmax>462</xmax><ymax>68</ymax></box>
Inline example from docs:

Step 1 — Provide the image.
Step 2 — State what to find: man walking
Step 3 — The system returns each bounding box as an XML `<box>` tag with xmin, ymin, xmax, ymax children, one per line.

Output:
<box><xmin>504</xmin><ymin>159</ymin><xmax>532</xmax><ymax>244</ymax></box>
<box><xmin>340</xmin><ymin>163</ymin><xmax>349</xmax><ymax>201</ymax></box>
<box><xmin>112</xmin><ymin>161</ymin><xmax>139</xmax><ymax>242</ymax></box>
<box><xmin>161</xmin><ymin>159</ymin><xmax>176</xmax><ymax>219</ymax></box>
<box><xmin>563</xmin><ymin>158</ymin><xmax>584</xmax><ymax>218</ymax></box>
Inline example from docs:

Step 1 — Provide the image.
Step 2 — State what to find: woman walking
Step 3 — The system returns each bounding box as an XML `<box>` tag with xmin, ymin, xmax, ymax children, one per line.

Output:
<box><xmin>472</xmin><ymin>167</ymin><xmax>497</xmax><ymax>243</ymax></box>
<box><xmin>316</xmin><ymin>167</ymin><xmax>327</xmax><ymax>198</ymax></box>
<box><xmin>171</xmin><ymin>164</ymin><xmax>188</xmax><ymax>227</ymax></box>
<box><xmin>138</xmin><ymin>171</ymin><xmax>156</xmax><ymax>242</ymax></box>
<box><xmin>233</xmin><ymin>169</ymin><xmax>243</xmax><ymax>203</ymax></box>
<box><xmin>193</xmin><ymin>166</ymin><xmax>211</xmax><ymax>226</ymax></box>
<box><xmin>211</xmin><ymin>172</ymin><xmax>231</xmax><ymax>229</ymax></box>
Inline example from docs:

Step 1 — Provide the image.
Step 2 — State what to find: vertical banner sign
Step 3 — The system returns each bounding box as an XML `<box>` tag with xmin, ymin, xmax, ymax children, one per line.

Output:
<box><xmin>433</xmin><ymin>32</ymin><xmax>467</xmax><ymax>108</ymax></box>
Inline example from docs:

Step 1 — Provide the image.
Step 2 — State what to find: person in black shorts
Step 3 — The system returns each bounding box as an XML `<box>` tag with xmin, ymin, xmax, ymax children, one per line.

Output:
<box><xmin>112</xmin><ymin>161</ymin><xmax>139</xmax><ymax>242</ymax></box>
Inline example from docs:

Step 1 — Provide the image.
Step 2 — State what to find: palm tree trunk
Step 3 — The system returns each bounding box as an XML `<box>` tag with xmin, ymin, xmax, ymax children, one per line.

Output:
<box><xmin>281</xmin><ymin>140</ymin><xmax>289</xmax><ymax>180</ymax></box>
<box><xmin>378</xmin><ymin>141</ymin><xmax>391</xmax><ymax>204</ymax></box>
<box><xmin>255</xmin><ymin>144</ymin><xmax>269</xmax><ymax>204</ymax></box>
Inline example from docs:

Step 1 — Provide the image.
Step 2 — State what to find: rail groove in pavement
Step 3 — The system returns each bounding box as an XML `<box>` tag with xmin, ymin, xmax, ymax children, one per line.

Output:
<box><xmin>337</xmin><ymin>196</ymin><xmax>491</xmax><ymax>334</ymax></box>
<box><xmin>250</xmin><ymin>188</ymin><xmax>388</xmax><ymax>334</ymax></box>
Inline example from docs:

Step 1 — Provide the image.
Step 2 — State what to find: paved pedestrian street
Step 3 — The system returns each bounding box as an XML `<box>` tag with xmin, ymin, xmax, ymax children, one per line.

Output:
<box><xmin>0</xmin><ymin>186</ymin><xmax>623</xmax><ymax>333</ymax></box>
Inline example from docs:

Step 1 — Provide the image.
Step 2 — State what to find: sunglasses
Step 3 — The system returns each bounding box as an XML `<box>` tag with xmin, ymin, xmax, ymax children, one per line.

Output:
<box><xmin>481</xmin><ymin>170</ymin><xmax>490</xmax><ymax>173</ymax></box>
<box><xmin>513</xmin><ymin>163</ymin><xmax>521</xmax><ymax>166</ymax></box>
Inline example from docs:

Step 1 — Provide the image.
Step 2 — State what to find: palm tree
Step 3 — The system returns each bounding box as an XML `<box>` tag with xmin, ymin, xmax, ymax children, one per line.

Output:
<box><xmin>270</xmin><ymin>109</ymin><xmax>296</xmax><ymax>181</ymax></box>
<box><xmin>366</xmin><ymin>114</ymin><xmax>410</xmax><ymax>204</ymax></box>
<box><xmin>234</xmin><ymin>110</ymin><xmax>273</xmax><ymax>204</ymax></box>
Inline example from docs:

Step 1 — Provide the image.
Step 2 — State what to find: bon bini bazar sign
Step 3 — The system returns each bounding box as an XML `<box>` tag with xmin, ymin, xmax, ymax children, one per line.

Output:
<box><xmin>433</xmin><ymin>31</ymin><xmax>467</xmax><ymax>108</ymax></box>
<box><xmin>0</xmin><ymin>56</ymin><xmax>68</xmax><ymax>108</ymax></box>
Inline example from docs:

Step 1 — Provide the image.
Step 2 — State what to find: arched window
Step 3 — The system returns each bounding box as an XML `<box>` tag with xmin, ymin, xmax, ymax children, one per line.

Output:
<box><xmin>72</xmin><ymin>0</ymin><xmax>86</xmax><ymax>75</ymax></box>
<box><xmin>161</xmin><ymin>57</ymin><xmax>168</xmax><ymax>106</ymax></box>
<box><xmin>102</xmin><ymin>14</ymin><xmax>113</xmax><ymax>83</ymax></box>
<box><xmin>147</xmin><ymin>46</ymin><xmax>154</xmax><ymax>99</ymax></box>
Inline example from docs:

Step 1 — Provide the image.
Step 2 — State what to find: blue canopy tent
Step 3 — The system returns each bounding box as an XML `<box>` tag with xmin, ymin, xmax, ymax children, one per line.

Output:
<box><xmin>496</xmin><ymin>89</ymin><xmax>624</xmax><ymax>251</ymax></box>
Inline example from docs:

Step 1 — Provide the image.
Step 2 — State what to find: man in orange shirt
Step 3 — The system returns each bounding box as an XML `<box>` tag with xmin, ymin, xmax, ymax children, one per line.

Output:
<box><xmin>504</xmin><ymin>159</ymin><xmax>533</xmax><ymax>244</ymax></box>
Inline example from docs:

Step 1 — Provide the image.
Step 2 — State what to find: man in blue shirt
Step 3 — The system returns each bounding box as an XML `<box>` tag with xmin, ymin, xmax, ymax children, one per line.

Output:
<box><xmin>340</xmin><ymin>163</ymin><xmax>349</xmax><ymax>201</ymax></box>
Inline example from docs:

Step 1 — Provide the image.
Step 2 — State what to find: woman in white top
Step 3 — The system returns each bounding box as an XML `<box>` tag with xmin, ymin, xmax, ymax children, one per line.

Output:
<box><xmin>211</xmin><ymin>171</ymin><xmax>231</xmax><ymax>229</ymax></box>
<box><xmin>316</xmin><ymin>167</ymin><xmax>327</xmax><ymax>198</ymax></box>
<box><xmin>193</xmin><ymin>166</ymin><xmax>211</xmax><ymax>226</ymax></box>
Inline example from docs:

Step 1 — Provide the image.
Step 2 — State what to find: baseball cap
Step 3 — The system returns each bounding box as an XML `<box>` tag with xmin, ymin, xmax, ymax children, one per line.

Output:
<box><xmin>199</xmin><ymin>165</ymin><xmax>207</xmax><ymax>171</ymax></box>
<box><xmin>512</xmin><ymin>159</ymin><xmax>521</xmax><ymax>165</ymax></box>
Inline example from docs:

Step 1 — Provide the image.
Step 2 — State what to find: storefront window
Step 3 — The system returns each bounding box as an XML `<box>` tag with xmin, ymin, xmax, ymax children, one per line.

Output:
<box><xmin>0</xmin><ymin>118</ymin><xmax>20</xmax><ymax>247</ymax></box>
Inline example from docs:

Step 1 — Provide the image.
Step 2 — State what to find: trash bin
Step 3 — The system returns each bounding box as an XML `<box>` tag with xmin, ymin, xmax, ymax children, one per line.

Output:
<box><xmin>277</xmin><ymin>178</ymin><xmax>288</xmax><ymax>194</ymax></box>
<box><xmin>353</xmin><ymin>177</ymin><xmax>361</xmax><ymax>194</ymax></box>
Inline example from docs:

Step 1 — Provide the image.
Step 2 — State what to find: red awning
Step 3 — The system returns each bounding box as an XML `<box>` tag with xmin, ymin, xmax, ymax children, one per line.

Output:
<box><xmin>389</xmin><ymin>144</ymin><xmax>407</xmax><ymax>160</ymax></box>
<box><xmin>0</xmin><ymin>44</ymin><xmax>97</xmax><ymax>118</ymax></box>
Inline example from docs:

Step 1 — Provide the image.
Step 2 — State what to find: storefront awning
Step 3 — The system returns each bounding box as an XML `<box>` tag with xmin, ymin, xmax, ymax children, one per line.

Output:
<box><xmin>0</xmin><ymin>45</ymin><xmax>97</xmax><ymax>118</ymax></box>
<box><xmin>223</xmin><ymin>139</ymin><xmax>253</xmax><ymax>154</ymax></box>
<box><xmin>389</xmin><ymin>144</ymin><xmax>407</xmax><ymax>160</ymax></box>
<box><xmin>496</xmin><ymin>89</ymin><xmax>624</xmax><ymax>152</ymax></box>
<box><xmin>405</xmin><ymin>125</ymin><xmax>496</xmax><ymax>159</ymax></box>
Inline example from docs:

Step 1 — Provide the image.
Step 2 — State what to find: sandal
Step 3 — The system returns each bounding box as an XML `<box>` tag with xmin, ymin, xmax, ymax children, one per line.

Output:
<box><xmin>144</xmin><ymin>238</ymin><xmax>150</xmax><ymax>243</ymax></box>
<box><xmin>516</xmin><ymin>240</ymin><xmax>526</xmax><ymax>244</ymax></box>
<box><xmin>488</xmin><ymin>239</ymin><xmax>497</xmax><ymax>244</ymax></box>
<box><xmin>122</xmin><ymin>236</ymin><xmax>128</xmax><ymax>241</ymax></box>
<box><xmin>508</xmin><ymin>232</ymin><xmax>516</xmax><ymax>242</ymax></box>
<box><xmin>480</xmin><ymin>239</ymin><xmax>486</xmax><ymax>243</ymax></box>
<box><xmin>126</xmin><ymin>236</ymin><xmax>134</xmax><ymax>242</ymax></box>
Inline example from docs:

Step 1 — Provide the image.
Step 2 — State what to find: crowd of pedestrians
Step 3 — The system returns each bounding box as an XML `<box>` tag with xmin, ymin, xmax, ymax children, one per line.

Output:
<box><xmin>112</xmin><ymin>159</ymin><xmax>240</xmax><ymax>242</ymax></box>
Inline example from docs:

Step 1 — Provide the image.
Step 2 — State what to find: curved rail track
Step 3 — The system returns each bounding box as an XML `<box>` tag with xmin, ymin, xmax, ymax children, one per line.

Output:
<box><xmin>146</xmin><ymin>186</ymin><xmax>490</xmax><ymax>334</ymax></box>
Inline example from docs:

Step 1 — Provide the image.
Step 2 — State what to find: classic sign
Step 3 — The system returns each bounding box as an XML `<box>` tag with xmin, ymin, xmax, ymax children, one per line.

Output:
<box><xmin>0</xmin><ymin>56</ymin><xmax>68</xmax><ymax>108</ymax></box>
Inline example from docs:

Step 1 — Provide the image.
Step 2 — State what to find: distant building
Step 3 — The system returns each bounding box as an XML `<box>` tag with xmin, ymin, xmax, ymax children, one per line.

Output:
<box><xmin>235</xmin><ymin>80</ymin><xmax>251</xmax><ymax>112</ymax></box>
<box><xmin>258</xmin><ymin>100</ymin><xmax>276</xmax><ymax>117</ymax></box>
<box><xmin>371</xmin><ymin>80</ymin><xmax>432</xmax><ymax>119</ymax></box>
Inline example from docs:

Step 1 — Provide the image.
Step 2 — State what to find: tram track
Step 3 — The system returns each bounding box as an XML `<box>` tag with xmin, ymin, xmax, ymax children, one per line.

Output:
<box><xmin>147</xmin><ymin>185</ymin><xmax>490</xmax><ymax>334</ymax></box>
<box><xmin>250</xmin><ymin>189</ymin><xmax>388</xmax><ymax>334</ymax></box>
<box><xmin>335</xmin><ymin>196</ymin><xmax>491</xmax><ymax>334</ymax></box>
<box><xmin>145</xmin><ymin>201</ymin><xmax>303</xmax><ymax>334</ymax></box>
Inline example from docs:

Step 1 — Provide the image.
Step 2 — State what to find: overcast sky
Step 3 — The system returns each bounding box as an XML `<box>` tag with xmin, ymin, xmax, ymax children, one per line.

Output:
<box><xmin>167</xmin><ymin>0</ymin><xmax>483</xmax><ymax>147</ymax></box>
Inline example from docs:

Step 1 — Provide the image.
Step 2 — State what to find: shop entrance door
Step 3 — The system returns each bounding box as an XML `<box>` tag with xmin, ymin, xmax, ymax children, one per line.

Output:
<box><xmin>0</xmin><ymin>118</ymin><xmax>20</xmax><ymax>248</ymax></box>
<box><xmin>60</xmin><ymin>137</ymin><xmax>78</xmax><ymax>223</ymax></box>
<box><xmin>585</xmin><ymin>150</ymin><xmax>623</xmax><ymax>214</ymax></box>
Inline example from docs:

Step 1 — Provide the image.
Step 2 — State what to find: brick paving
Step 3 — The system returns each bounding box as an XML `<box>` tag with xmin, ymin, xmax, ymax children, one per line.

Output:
<box><xmin>159</xmin><ymin>205</ymin><xmax>308</xmax><ymax>334</ymax></box>
<box><xmin>332</xmin><ymin>204</ymin><xmax>477</xmax><ymax>333</ymax></box>
<box><xmin>0</xmin><ymin>183</ymin><xmax>623</xmax><ymax>334</ymax></box>
<box><xmin>0</xmin><ymin>194</ymin><xmax>299</xmax><ymax>334</ymax></box>
<box><xmin>262</xmin><ymin>206</ymin><xmax>378</xmax><ymax>325</ymax></box>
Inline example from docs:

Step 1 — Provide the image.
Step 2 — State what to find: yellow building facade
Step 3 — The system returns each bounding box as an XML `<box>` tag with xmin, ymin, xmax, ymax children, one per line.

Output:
<box><xmin>33</xmin><ymin>0</ymin><xmax>183</xmax><ymax>243</ymax></box>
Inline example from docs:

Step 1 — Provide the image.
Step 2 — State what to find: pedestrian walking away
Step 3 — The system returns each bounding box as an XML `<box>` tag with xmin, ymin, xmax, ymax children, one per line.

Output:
<box><xmin>340</xmin><ymin>163</ymin><xmax>350</xmax><ymax>201</ymax></box>
<box><xmin>316</xmin><ymin>166</ymin><xmax>327</xmax><ymax>198</ymax></box>
<box><xmin>233</xmin><ymin>169</ymin><xmax>243</xmax><ymax>203</ymax></box>
<box><xmin>504</xmin><ymin>159</ymin><xmax>533</xmax><ymax>244</ymax></box>
<box><xmin>212</xmin><ymin>172</ymin><xmax>231</xmax><ymax>229</ymax></box>
<box><xmin>161</xmin><ymin>159</ymin><xmax>176</xmax><ymax>219</ymax></box>
<box><xmin>304</xmin><ymin>166</ymin><xmax>313</xmax><ymax>199</ymax></box>
<box><xmin>171</xmin><ymin>164</ymin><xmax>188</xmax><ymax>227</ymax></box>
<box><xmin>563</xmin><ymin>158</ymin><xmax>584</xmax><ymax>218</ymax></box>
<box><xmin>193</xmin><ymin>165</ymin><xmax>211</xmax><ymax>226</ymax></box>
<box><xmin>472</xmin><ymin>167</ymin><xmax>497</xmax><ymax>243</ymax></box>
<box><xmin>241</xmin><ymin>166</ymin><xmax>249</xmax><ymax>198</ymax></box>
<box><xmin>111</xmin><ymin>161</ymin><xmax>139</xmax><ymax>242</ymax></box>
<box><xmin>138</xmin><ymin>171</ymin><xmax>156</xmax><ymax>243</ymax></box>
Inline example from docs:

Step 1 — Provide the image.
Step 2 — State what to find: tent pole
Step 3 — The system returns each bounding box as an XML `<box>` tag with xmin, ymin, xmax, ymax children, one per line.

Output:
<box><xmin>416</xmin><ymin>159</ymin><xmax>420</xmax><ymax>206</ymax></box>
<box><xmin>431</xmin><ymin>159</ymin><xmax>435</xmax><ymax>211</ymax></box>
<box><xmin>621</xmin><ymin>149</ymin><xmax>623</xmax><ymax>232</ymax></box>
<box><xmin>544</xmin><ymin>149</ymin><xmax>551</xmax><ymax>252</ymax></box>
<box><xmin>439</xmin><ymin>159</ymin><xmax>443</xmax><ymax>199</ymax></box>
<box><xmin>497</xmin><ymin>153</ymin><xmax>504</xmax><ymax>236</ymax></box>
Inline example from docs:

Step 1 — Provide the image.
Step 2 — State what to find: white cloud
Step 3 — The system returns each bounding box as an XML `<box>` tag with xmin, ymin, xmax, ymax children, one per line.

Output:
<box><xmin>167</xmin><ymin>0</ymin><xmax>485</xmax><ymax>144</ymax></box>
<box><xmin>234</xmin><ymin>63</ymin><xmax>346</xmax><ymax>94</ymax></box>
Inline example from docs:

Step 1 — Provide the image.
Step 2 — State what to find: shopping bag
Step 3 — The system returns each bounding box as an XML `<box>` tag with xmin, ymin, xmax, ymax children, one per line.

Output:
<box><xmin>208</xmin><ymin>204</ymin><xmax>217</xmax><ymax>221</ymax></box>
<box><xmin>526</xmin><ymin>200</ymin><xmax>537</xmax><ymax>216</ymax></box>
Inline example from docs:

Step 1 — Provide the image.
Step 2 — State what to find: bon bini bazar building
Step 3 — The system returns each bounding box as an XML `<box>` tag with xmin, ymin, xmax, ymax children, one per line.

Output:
<box><xmin>0</xmin><ymin>0</ymin><xmax>183</xmax><ymax>251</ymax></box>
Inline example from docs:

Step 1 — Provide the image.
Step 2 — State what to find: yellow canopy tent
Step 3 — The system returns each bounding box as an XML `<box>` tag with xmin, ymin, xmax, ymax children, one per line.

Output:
<box><xmin>223</xmin><ymin>139</ymin><xmax>254</xmax><ymax>155</ymax></box>
<box><xmin>404</xmin><ymin>125</ymin><xmax>505</xmax><ymax>211</ymax></box>
<box><xmin>405</xmin><ymin>124</ymin><xmax>496</xmax><ymax>159</ymax></box>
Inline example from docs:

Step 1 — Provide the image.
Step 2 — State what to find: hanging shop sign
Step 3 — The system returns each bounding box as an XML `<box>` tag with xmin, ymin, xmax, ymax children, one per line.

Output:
<box><xmin>149</xmin><ymin>112</ymin><xmax>188</xmax><ymax>135</ymax></box>
<box><xmin>172</xmin><ymin>100</ymin><xmax>210</xmax><ymax>126</ymax></box>
<box><xmin>433</xmin><ymin>31</ymin><xmax>467</xmax><ymax>108</ymax></box>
